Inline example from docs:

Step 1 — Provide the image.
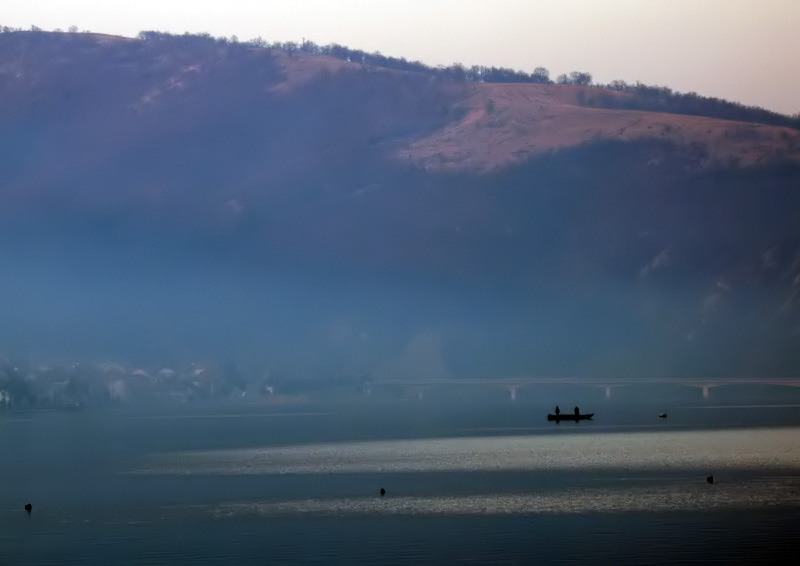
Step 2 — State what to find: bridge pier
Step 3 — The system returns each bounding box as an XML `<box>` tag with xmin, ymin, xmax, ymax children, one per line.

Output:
<box><xmin>410</xmin><ymin>385</ymin><xmax>433</xmax><ymax>401</ymax></box>
<box><xmin>506</xmin><ymin>385</ymin><xmax>519</xmax><ymax>401</ymax></box>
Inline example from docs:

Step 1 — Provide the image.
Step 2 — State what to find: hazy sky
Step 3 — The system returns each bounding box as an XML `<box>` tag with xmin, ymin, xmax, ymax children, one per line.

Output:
<box><xmin>3</xmin><ymin>0</ymin><xmax>799</xmax><ymax>114</ymax></box>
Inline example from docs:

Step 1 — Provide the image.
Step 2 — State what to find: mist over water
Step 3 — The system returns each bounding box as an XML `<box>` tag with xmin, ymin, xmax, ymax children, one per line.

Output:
<box><xmin>0</xmin><ymin>230</ymin><xmax>777</xmax><ymax>385</ymax></box>
<box><xmin>0</xmin><ymin>230</ymin><xmax>630</xmax><ymax>380</ymax></box>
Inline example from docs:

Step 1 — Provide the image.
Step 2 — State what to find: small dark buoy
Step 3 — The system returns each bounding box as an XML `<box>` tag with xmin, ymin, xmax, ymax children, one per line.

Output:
<box><xmin>706</xmin><ymin>475</ymin><xmax>714</xmax><ymax>484</ymax></box>
<box><xmin>24</xmin><ymin>503</ymin><xmax>32</xmax><ymax>512</ymax></box>
<box><xmin>380</xmin><ymin>488</ymin><xmax>386</xmax><ymax>496</ymax></box>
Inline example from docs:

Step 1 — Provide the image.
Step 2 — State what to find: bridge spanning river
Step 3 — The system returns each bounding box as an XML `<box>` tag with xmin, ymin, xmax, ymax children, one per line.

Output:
<box><xmin>372</xmin><ymin>377</ymin><xmax>800</xmax><ymax>400</ymax></box>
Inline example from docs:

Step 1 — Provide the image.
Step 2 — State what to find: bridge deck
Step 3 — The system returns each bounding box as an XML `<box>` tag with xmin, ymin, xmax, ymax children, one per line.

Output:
<box><xmin>375</xmin><ymin>377</ymin><xmax>800</xmax><ymax>386</ymax></box>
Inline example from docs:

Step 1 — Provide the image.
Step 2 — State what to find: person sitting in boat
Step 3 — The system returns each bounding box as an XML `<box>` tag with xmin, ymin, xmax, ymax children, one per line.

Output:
<box><xmin>555</xmin><ymin>405</ymin><xmax>561</xmax><ymax>416</ymax></box>
<box><xmin>574</xmin><ymin>406</ymin><xmax>580</xmax><ymax>416</ymax></box>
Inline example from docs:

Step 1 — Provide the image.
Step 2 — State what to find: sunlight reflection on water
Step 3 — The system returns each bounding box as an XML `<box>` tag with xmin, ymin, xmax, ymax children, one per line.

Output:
<box><xmin>137</xmin><ymin>427</ymin><xmax>800</xmax><ymax>476</ymax></box>
<box><xmin>213</xmin><ymin>480</ymin><xmax>800</xmax><ymax>517</ymax></box>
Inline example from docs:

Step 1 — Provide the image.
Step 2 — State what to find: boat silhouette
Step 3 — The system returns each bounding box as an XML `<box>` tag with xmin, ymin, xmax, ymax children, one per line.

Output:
<box><xmin>547</xmin><ymin>412</ymin><xmax>593</xmax><ymax>422</ymax></box>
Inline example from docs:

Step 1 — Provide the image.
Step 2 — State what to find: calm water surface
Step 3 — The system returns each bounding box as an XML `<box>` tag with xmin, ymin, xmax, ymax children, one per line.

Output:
<box><xmin>3</xmin><ymin>399</ymin><xmax>800</xmax><ymax>564</ymax></box>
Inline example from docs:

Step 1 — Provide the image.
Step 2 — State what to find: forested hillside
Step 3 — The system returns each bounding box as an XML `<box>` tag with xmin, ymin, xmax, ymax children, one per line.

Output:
<box><xmin>1</xmin><ymin>29</ymin><xmax>800</xmax><ymax>381</ymax></box>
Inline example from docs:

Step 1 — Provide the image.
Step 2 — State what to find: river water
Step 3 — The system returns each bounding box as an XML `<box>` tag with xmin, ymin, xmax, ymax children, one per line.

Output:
<box><xmin>2</xmin><ymin>398</ymin><xmax>800</xmax><ymax>564</ymax></box>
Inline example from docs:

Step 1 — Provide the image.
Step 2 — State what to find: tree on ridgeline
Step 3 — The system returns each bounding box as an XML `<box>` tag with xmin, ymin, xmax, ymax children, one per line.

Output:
<box><xmin>569</xmin><ymin>71</ymin><xmax>592</xmax><ymax>86</ymax></box>
<box><xmin>532</xmin><ymin>66</ymin><xmax>550</xmax><ymax>83</ymax></box>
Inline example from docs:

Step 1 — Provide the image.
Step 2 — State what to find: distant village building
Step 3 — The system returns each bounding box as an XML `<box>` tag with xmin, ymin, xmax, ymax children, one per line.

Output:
<box><xmin>101</xmin><ymin>363</ymin><xmax>127</xmax><ymax>375</ymax></box>
<box><xmin>107</xmin><ymin>379</ymin><xmax>127</xmax><ymax>401</ymax></box>
<box><xmin>157</xmin><ymin>368</ymin><xmax>177</xmax><ymax>379</ymax></box>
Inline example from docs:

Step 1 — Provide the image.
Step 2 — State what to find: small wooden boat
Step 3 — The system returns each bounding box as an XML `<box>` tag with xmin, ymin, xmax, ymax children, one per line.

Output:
<box><xmin>547</xmin><ymin>413</ymin><xmax>593</xmax><ymax>421</ymax></box>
